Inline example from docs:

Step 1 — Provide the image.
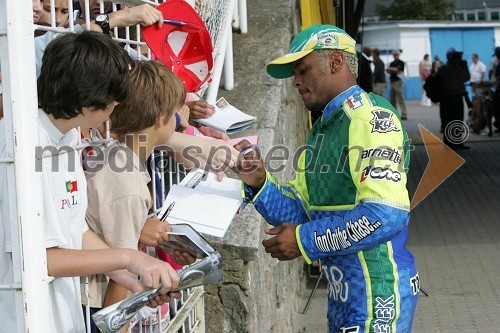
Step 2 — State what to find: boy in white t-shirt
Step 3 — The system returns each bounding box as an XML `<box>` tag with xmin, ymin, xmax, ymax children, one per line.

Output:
<box><xmin>0</xmin><ymin>31</ymin><xmax>179</xmax><ymax>333</ymax></box>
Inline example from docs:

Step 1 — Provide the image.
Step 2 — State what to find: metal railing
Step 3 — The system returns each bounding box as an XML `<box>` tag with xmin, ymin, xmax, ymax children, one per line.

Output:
<box><xmin>0</xmin><ymin>0</ymin><xmax>246</xmax><ymax>331</ymax></box>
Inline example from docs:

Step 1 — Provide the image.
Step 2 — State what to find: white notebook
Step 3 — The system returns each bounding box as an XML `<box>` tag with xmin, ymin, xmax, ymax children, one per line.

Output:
<box><xmin>193</xmin><ymin>97</ymin><xmax>256</xmax><ymax>134</ymax></box>
<box><xmin>158</xmin><ymin>169</ymin><xmax>243</xmax><ymax>238</ymax></box>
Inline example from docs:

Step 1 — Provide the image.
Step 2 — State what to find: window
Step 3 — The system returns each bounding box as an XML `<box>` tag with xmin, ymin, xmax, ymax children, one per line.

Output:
<box><xmin>454</xmin><ymin>12</ymin><xmax>465</xmax><ymax>21</ymax></box>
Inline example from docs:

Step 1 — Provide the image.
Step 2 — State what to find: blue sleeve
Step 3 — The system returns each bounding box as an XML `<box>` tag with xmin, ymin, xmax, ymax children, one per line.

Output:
<box><xmin>245</xmin><ymin>171</ymin><xmax>309</xmax><ymax>226</ymax></box>
<box><xmin>296</xmin><ymin>201</ymin><xmax>408</xmax><ymax>264</ymax></box>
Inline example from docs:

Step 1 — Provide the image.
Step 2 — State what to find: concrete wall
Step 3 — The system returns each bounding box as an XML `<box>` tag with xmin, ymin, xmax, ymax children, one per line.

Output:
<box><xmin>203</xmin><ymin>0</ymin><xmax>309</xmax><ymax>332</ymax></box>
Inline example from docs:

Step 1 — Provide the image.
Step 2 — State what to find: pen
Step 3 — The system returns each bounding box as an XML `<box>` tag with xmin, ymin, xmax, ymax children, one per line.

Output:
<box><xmin>164</xmin><ymin>19</ymin><xmax>199</xmax><ymax>30</ymax></box>
<box><xmin>240</xmin><ymin>145</ymin><xmax>258</xmax><ymax>157</ymax></box>
<box><xmin>160</xmin><ymin>201</ymin><xmax>176</xmax><ymax>222</ymax></box>
<box><xmin>164</xmin><ymin>19</ymin><xmax>187</xmax><ymax>26</ymax></box>
<box><xmin>194</xmin><ymin>92</ymin><xmax>207</xmax><ymax>103</ymax></box>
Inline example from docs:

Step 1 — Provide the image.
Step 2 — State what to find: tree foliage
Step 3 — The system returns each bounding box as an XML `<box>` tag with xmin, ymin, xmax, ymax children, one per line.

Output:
<box><xmin>376</xmin><ymin>0</ymin><xmax>456</xmax><ymax>20</ymax></box>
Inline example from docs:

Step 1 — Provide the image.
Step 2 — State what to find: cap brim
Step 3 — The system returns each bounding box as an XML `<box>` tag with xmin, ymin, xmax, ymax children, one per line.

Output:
<box><xmin>266</xmin><ymin>49</ymin><xmax>314</xmax><ymax>79</ymax></box>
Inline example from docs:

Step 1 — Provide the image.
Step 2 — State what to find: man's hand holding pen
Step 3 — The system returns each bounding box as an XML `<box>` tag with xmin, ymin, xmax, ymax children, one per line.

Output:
<box><xmin>232</xmin><ymin>139</ymin><xmax>266</xmax><ymax>190</ymax></box>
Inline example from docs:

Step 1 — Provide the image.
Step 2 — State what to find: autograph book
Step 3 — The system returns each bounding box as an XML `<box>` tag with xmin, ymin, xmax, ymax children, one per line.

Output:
<box><xmin>192</xmin><ymin>97</ymin><xmax>256</xmax><ymax>134</ymax></box>
<box><xmin>157</xmin><ymin>169</ymin><xmax>243</xmax><ymax>238</ymax></box>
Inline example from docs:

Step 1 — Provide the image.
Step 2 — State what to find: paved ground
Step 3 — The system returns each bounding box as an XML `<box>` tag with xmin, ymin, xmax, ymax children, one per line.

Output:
<box><xmin>294</xmin><ymin>100</ymin><xmax>500</xmax><ymax>332</ymax></box>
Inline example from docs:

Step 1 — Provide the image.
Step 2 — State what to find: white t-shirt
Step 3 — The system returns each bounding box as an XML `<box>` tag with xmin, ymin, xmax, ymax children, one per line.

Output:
<box><xmin>39</xmin><ymin>109</ymin><xmax>89</xmax><ymax>333</ymax></box>
<box><xmin>469</xmin><ymin>60</ymin><xmax>486</xmax><ymax>83</ymax></box>
<box><xmin>0</xmin><ymin>110</ymin><xmax>88</xmax><ymax>332</ymax></box>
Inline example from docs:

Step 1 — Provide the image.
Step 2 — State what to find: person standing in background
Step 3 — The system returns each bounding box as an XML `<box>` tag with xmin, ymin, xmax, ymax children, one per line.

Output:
<box><xmin>419</xmin><ymin>54</ymin><xmax>432</xmax><ymax>106</ymax></box>
<box><xmin>372</xmin><ymin>48</ymin><xmax>386</xmax><ymax>97</ymax></box>
<box><xmin>387</xmin><ymin>49</ymin><xmax>408</xmax><ymax>120</ymax></box>
<box><xmin>469</xmin><ymin>53</ymin><xmax>486</xmax><ymax>103</ymax></box>
<box><xmin>437</xmin><ymin>47</ymin><xmax>470</xmax><ymax>150</ymax></box>
<box><xmin>489</xmin><ymin>52</ymin><xmax>498</xmax><ymax>82</ymax></box>
<box><xmin>492</xmin><ymin>47</ymin><xmax>500</xmax><ymax>132</ymax></box>
<box><xmin>358</xmin><ymin>46</ymin><xmax>373</xmax><ymax>92</ymax></box>
<box><xmin>431</xmin><ymin>55</ymin><xmax>442</xmax><ymax>75</ymax></box>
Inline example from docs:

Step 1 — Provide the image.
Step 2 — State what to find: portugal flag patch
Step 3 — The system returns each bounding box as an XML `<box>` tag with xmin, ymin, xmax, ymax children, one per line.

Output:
<box><xmin>65</xmin><ymin>180</ymin><xmax>78</xmax><ymax>193</ymax></box>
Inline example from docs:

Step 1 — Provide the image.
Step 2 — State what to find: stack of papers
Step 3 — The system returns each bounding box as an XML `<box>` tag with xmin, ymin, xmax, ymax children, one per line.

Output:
<box><xmin>158</xmin><ymin>169</ymin><xmax>243</xmax><ymax>238</ymax></box>
<box><xmin>192</xmin><ymin>97</ymin><xmax>256</xmax><ymax>134</ymax></box>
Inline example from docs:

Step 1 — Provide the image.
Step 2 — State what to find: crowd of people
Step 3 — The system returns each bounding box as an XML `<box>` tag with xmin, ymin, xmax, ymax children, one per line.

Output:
<box><xmin>358</xmin><ymin>47</ymin><xmax>408</xmax><ymax>119</ymax></box>
<box><xmin>356</xmin><ymin>42</ymin><xmax>500</xmax><ymax>150</ymax></box>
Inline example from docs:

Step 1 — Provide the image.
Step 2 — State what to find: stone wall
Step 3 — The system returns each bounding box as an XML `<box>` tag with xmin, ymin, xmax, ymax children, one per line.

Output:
<box><xmin>204</xmin><ymin>0</ymin><xmax>310</xmax><ymax>332</ymax></box>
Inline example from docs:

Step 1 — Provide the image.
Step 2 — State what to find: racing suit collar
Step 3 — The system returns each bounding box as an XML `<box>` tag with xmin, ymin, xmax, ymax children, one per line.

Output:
<box><xmin>323</xmin><ymin>85</ymin><xmax>365</xmax><ymax>119</ymax></box>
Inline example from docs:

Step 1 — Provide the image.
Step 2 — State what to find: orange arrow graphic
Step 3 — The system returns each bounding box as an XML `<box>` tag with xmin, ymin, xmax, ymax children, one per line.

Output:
<box><xmin>410</xmin><ymin>125</ymin><xmax>465</xmax><ymax>210</ymax></box>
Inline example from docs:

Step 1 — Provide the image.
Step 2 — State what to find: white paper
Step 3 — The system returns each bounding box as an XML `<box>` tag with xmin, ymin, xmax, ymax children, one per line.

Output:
<box><xmin>158</xmin><ymin>170</ymin><xmax>243</xmax><ymax>238</ymax></box>
<box><xmin>193</xmin><ymin>97</ymin><xmax>256</xmax><ymax>133</ymax></box>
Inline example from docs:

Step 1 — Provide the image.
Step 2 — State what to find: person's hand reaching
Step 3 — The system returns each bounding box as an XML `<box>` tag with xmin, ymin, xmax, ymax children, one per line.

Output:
<box><xmin>109</xmin><ymin>4</ymin><xmax>164</xmax><ymax>29</ymax></box>
<box><xmin>186</xmin><ymin>100</ymin><xmax>215</xmax><ymax>120</ymax></box>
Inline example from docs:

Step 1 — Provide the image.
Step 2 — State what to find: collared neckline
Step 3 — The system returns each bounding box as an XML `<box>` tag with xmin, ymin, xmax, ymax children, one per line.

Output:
<box><xmin>322</xmin><ymin>85</ymin><xmax>365</xmax><ymax>119</ymax></box>
<box><xmin>38</xmin><ymin>108</ymin><xmax>65</xmax><ymax>144</ymax></box>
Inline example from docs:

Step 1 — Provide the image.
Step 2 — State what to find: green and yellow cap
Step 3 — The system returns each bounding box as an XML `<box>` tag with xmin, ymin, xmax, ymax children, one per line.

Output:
<box><xmin>266</xmin><ymin>24</ymin><xmax>356</xmax><ymax>79</ymax></box>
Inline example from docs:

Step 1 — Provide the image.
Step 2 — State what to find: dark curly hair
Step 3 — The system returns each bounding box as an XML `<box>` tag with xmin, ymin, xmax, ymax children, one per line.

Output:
<box><xmin>37</xmin><ymin>31</ymin><xmax>131</xmax><ymax>119</ymax></box>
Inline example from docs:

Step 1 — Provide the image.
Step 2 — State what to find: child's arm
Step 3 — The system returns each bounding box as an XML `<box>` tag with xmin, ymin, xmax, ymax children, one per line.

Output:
<box><xmin>46</xmin><ymin>230</ymin><xmax>179</xmax><ymax>294</ymax></box>
<box><xmin>103</xmin><ymin>279</ymin><xmax>131</xmax><ymax>307</ymax></box>
<box><xmin>161</xmin><ymin>132</ymin><xmax>239</xmax><ymax>171</ymax></box>
<box><xmin>197</xmin><ymin>126</ymin><xmax>230</xmax><ymax>141</ymax></box>
<box><xmin>90</xmin><ymin>4</ymin><xmax>164</xmax><ymax>32</ymax></box>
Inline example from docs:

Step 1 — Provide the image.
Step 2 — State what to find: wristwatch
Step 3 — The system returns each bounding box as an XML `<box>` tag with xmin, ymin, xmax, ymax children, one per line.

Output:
<box><xmin>94</xmin><ymin>14</ymin><xmax>110</xmax><ymax>35</ymax></box>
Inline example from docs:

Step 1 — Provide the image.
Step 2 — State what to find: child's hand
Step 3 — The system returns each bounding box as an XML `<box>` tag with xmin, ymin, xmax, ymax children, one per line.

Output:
<box><xmin>125</xmin><ymin>252</ymin><xmax>180</xmax><ymax>295</ymax></box>
<box><xmin>186</xmin><ymin>100</ymin><xmax>215</xmax><ymax>119</ymax></box>
<box><xmin>198</xmin><ymin>138</ymin><xmax>239</xmax><ymax>170</ymax></box>
<box><xmin>197</xmin><ymin>125</ymin><xmax>230</xmax><ymax>141</ymax></box>
<box><xmin>139</xmin><ymin>217</ymin><xmax>170</xmax><ymax>247</ymax></box>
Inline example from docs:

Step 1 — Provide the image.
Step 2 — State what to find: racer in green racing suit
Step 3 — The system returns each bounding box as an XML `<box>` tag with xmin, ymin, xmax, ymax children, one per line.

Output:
<box><xmin>235</xmin><ymin>25</ymin><xmax>419</xmax><ymax>333</ymax></box>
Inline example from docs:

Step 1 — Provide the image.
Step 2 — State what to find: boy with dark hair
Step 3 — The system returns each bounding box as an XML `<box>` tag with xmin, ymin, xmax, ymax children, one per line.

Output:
<box><xmin>0</xmin><ymin>31</ymin><xmax>179</xmax><ymax>333</ymax></box>
<box><xmin>37</xmin><ymin>32</ymin><xmax>130</xmax><ymax>120</ymax></box>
